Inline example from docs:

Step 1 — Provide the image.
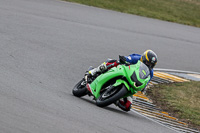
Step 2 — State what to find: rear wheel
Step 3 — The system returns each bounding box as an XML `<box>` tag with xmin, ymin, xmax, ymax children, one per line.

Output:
<box><xmin>96</xmin><ymin>85</ymin><xmax>128</xmax><ymax>107</ymax></box>
<box><xmin>72</xmin><ymin>79</ymin><xmax>88</xmax><ymax>97</ymax></box>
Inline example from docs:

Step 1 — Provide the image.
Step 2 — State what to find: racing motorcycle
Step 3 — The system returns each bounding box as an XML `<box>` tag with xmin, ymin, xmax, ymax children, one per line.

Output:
<box><xmin>72</xmin><ymin>56</ymin><xmax>150</xmax><ymax>107</ymax></box>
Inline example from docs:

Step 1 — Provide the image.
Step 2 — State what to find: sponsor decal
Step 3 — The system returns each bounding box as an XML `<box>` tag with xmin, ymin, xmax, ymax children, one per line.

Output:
<box><xmin>152</xmin><ymin>57</ymin><xmax>156</xmax><ymax>62</ymax></box>
<box><xmin>142</xmin><ymin>70</ymin><xmax>146</xmax><ymax>75</ymax></box>
<box><xmin>107</xmin><ymin>63</ymin><xmax>115</xmax><ymax>68</ymax></box>
<box><xmin>128</xmin><ymin>56</ymin><xmax>132</xmax><ymax>60</ymax></box>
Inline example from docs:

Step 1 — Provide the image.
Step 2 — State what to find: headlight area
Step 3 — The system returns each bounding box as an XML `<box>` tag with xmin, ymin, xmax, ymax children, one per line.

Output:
<box><xmin>131</xmin><ymin>72</ymin><xmax>142</xmax><ymax>87</ymax></box>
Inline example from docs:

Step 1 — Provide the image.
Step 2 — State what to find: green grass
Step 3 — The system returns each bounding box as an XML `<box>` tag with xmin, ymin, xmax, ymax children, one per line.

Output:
<box><xmin>147</xmin><ymin>81</ymin><xmax>200</xmax><ymax>130</ymax></box>
<box><xmin>65</xmin><ymin>0</ymin><xmax>200</xmax><ymax>27</ymax></box>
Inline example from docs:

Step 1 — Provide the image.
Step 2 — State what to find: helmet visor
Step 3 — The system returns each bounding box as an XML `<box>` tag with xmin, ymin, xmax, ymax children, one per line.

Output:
<box><xmin>145</xmin><ymin>61</ymin><xmax>155</xmax><ymax>69</ymax></box>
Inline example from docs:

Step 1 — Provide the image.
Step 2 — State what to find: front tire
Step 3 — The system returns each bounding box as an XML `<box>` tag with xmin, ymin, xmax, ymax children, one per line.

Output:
<box><xmin>72</xmin><ymin>79</ymin><xmax>88</xmax><ymax>97</ymax></box>
<box><xmin>96</xmin><ymin>85</ymin><xmax>128</xmax><ymax>107</ymax></box>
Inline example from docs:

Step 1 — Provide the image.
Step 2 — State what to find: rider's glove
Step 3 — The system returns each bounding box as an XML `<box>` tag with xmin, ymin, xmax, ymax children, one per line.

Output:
<box><xmin>119</xmin><ymin>55</ymin><xmax>131</xmax><ymax>66</ymax></box>
<box><xmin>119</xmin><ymin>55</ymin><xmax>127</xmax><ymax>64</ymax></box>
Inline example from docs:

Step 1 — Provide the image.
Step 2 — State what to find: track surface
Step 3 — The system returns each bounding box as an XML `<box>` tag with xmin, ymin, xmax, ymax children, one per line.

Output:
<box><xmin>0</xmin><ymin>0</ymin><xmax>200</xmax><ymax>133</ymax></box>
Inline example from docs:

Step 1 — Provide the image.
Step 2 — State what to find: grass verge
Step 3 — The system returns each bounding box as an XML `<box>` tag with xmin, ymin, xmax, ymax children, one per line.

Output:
<box><xmin>65</xmin><ymin>0</ymin><xmax>200</xmax><ymax>27</ymax></box>
<box><xmin>147</xmin><ymin>81</ymin><xmax>200</xmax><ymax>130</ymax></box>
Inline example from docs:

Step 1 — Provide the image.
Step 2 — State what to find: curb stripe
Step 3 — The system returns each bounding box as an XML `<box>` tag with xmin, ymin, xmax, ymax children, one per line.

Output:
<box><xmin>154</xmin><ymin>72</ymin><xmax>189</xmax><ymax>82</ymax></box>
<box><xmin>131</xmin><ymin>109</ymin><xmax>182</xmax><ymax>133</ymax></box>
<box><xmin>131</xmin><ymin>71</ymin><xmax>199</xmax><ymax>133</ymax></box>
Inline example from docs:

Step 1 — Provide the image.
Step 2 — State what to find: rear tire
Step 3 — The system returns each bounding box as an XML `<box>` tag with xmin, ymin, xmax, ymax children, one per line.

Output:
<box><xmin>96</xmin><ymin>85</ymin><xmax>128</xmax><ymax>107</ymax></box>
<box><xmin>72</xmin><ymin>79</ymin><xmax>88</xmax><ymax>97</ymax></box>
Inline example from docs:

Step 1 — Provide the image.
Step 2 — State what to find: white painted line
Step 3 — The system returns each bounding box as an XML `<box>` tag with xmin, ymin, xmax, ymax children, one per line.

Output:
<box><xmin>154</xmin><ymin>68</ymin><xmax>200</xmax><ymax>75</ymax></box>
<box><xmin>188</xmin><ymin>74</ymin><xmax>200</xmax><ymax>79</ymax></box>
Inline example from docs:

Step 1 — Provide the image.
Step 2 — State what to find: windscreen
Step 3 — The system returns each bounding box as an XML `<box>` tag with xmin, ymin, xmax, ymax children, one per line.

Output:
<box><xmin>139</xmin><ymin>62</ymin><xmax>150</xmax><ymax>79</ymax></box>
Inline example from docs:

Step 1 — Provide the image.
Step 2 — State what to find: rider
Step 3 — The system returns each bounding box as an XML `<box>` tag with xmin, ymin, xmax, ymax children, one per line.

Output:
<box><xmin>87</xmin><ymin>50</ymin><xmax>158</xmax><ymax>111</ymax></box>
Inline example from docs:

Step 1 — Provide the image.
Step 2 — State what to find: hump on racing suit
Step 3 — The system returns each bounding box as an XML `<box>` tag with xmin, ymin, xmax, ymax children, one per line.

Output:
<box><xmin>125</xmin><ymin>54</ymin><xmax>154</xmax><ymax>83</ymax></box>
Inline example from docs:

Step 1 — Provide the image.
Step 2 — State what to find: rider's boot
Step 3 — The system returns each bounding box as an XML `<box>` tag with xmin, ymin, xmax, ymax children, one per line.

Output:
<box><xmin>84</xmin><ymin>63</ymin><xmax>107</xmax><ymax>83</ymax></box>
<box><xmin>85</xmin><ymin>59</ymin><xmax>118</xmax><ymax>83</ymax></box>
<box><xmin>88</xmin><ymin>62</ymin><xmax>107</xmax><ymax>76</ymax></box>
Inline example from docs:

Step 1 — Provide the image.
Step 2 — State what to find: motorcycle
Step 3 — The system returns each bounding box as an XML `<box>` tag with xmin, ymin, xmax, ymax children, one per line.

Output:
<box><xmin>72</xmin><ymin>56</ymin><xmax>150</xmax><ymax>107</ymax></box>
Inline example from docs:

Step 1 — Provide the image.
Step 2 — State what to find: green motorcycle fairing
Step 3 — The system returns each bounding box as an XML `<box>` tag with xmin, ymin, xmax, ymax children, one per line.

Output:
<box><xmin>88</xmin><ymin>61</ymin><xmax>150</xmax><ymax>99</ymax></box>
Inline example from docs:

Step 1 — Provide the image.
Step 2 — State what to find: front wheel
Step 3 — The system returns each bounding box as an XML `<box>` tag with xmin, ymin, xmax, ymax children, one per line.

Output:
<box><xmin>72</xmin><ymin>79</ymin><xmax>88</xmax><ymax>97</ymax></box>
<box><xmin>96</xmin><ymin>85</ymin><xmax>128</xmax><ymax>107</ymax></box>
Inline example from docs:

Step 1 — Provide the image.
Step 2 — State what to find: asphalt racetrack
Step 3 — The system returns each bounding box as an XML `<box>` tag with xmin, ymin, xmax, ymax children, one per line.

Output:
<box><xmin>0</xmin><ymin>0</ymin><xmax>200</xmax><ymax>133</ymax></box>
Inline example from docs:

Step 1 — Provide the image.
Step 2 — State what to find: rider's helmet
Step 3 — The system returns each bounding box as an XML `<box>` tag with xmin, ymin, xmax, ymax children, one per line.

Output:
<box><xmin>141</xmin><ymin>50</ymin><xmax>157</xmax><ymax>70</ymax></box>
